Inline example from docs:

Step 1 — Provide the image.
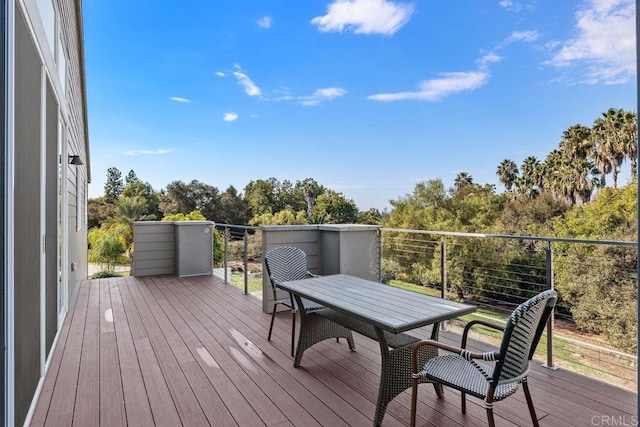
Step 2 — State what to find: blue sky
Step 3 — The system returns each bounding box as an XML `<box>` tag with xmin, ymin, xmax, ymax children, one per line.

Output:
<box><xmin>83</xmin><ymin>0</ymin><xmax>636</xmax><ymax>211</ymax></box>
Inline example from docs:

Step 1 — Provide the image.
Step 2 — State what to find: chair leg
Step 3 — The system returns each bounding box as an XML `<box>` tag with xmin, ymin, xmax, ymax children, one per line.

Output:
<box><xmin>486</xmin><ymin>387</ymin><xmax>496</xmax><ymax>427</ymax></box>
<box><xmin>410</xmin><ymin>378</ymin><xmax>419</xmax><ymax>427</ymax></box>
<box><xmin>522</xmin><ymin>380</ymin><xmax>540</xmax><ymax>427</ymax></box>
<box><xmin>461</xmin><ymin>391</ymin><xmax>466</xmax><ymax>413</ymax></box>
<box><xmin>486</xmin><ymin>407</ymin><xmax>496</xmax><ymax>427</ymax></box>
<box><xmin>290</xmin><ymin>311</ymin><xmax>296</xmax><ymax>357</ymax></box>
<box><xmin>433</xmin><ymin>383</ymin><xmax>444</xmax><ymax>398</ymax></box>
<box><xmin>268</xmin><ymin>304</ymin><xmax>277</xmax><ymax>341</ymax></box>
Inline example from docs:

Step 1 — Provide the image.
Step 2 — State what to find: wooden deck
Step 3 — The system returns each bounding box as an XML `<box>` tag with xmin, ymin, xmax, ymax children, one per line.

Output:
<box><xmin>30</xmin><ymin>275</ymin><xmax>637</xmax><ymax>426</ymax></box>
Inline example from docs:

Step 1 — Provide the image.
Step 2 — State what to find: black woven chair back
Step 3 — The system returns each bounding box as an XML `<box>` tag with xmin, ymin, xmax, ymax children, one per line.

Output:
<box><xmin>264</xmin><ymin>246</ymin><xmax>309</xmax><ymax>290</ymax></box>
<box><xmin>493</xmin><ymin>290</ymin><xmax>557</xmax><ymax>383</ymax></box>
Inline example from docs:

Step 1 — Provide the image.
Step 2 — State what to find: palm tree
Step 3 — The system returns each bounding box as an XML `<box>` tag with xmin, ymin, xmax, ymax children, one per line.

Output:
<box><xmin>560</xmin><ymin>124</ymin><xmax>593</xmax><ymax>161</ymax></box>
<box><xmin>516</xmin><ymin>156</ymin><xmax>540</xmax><ymax>197</ymax></box>
<box><xmin>298</xmin><ymin>178</ymin><xmax>323</xmax><ymax>219</ymax></box>
<box><xmin>109</xmin><ymin>195</ymin><xmax>156</xmax><ymax>253</ymax></box>
<box><xmin>496</xmin><ymin>159</ymin><xmax>518</xmax><ymax>192</ymax></box>
<box><xmin>592</xmin><ymin>108</ymin><xmax>627</xmax><ymax>188</ymax></box>
<box><xmin>453</xmin><ymin>172</ymin><xmax>473</xmax><ymax>193</ymax></box>
<box><xmin>542</xmin><ymin>125</ymin><xmax>599</xmax><ymax>207</ymax></box>
<box><xmin>620</xmin><ymin>110</ymin><xmax>638</xmax><ymax>176</ymax></box>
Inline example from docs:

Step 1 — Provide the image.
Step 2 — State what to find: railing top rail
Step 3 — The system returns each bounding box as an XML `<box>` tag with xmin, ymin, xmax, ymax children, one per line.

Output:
<box><xmin>380</xmin><ymin>227</ymin><xmax>638</xmax><ymax>247</ymax></box>
<box><xmin>215</xmin><ymin>223</ymin><xmax>260</xmax><ymax>231</ymax></box>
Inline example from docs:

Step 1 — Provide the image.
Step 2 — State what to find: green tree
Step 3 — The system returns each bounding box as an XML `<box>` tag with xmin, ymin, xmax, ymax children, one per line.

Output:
<box><xmin>496</xmin><ymin>159</ymin><xmax>518</xmax><ymax>192</ymax></box>
<box><xmin>218</xmin><ymin>185</ymin><xmax>250</xmax><ymax>225</ymax></box>
<box><xmin>160</xmin><ymin>180</ymin><xmax>220</xmax><ymax>220</ymax></box>
<box><xmin>357</xmin><ymin>208</ymin><xmax>385</xmax><ymax>225</ymax></box>
<box><xmin>161</xmin><ymin>210</ymin><xmax>207</xmax><ymax>221</ymax></box>
<box><xmin>250</xmin><ymin>209</ymin><xmax>308</xmax><ymax>226</ymax></box>
<box><xmin>88</xmin><ymin>227</ymin><xmax>126</xmax><ymax>270</ymax></box>
<box><xmin>88</xmin><ymin>196</ymin><xmax>117</xmax><ymax>229</ymax></box>
<box><xmin>125</xmin><ymin>169</ymin><xmax>140</xmax><ymax>186</ymax></box>
<box><xmin>104</xmin><ymin>167</ymin><xmax>124</xmax><ymax>202</ymax></box>
<box><xmin>385</xmin><ymin>179</ymin><xmax>452</xmax><ymax>231</ymax></box>
<box><xmin>498</xmin><ymin>192</ymin><xmax>569</xmax><ymax>237</ymax></box>
<box><xmin>243</xmin><ymin>178</ymin><xmax>279</xmax><ymax>217</ymax></box>
<box><xmin>123</xmin><ymin>181</ymin><xmax>161</xmax><ymax>220</ymax></box>
<box><xmin>553</xmin><ymin>182</ymin><xmax>637</xmax><ymax>352</ymax></box>
<box><xmin>311</xmin><ymin>190</ymin><xmax>358</xmax><ymax>224</ymax></box>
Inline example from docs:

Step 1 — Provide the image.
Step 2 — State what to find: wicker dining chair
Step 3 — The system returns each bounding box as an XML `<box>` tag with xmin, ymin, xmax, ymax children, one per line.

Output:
<box><xmin>263</xmin><ymin>246</ymin><xmax>324</xmax><ymax>357</ymax></box>
<box><xmin>410</xmin><ymin>289</ymin><xmax>557</xmax><ymax>427</ymax></box>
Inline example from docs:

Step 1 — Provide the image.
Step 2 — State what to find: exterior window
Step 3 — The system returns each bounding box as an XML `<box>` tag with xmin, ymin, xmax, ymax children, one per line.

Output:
<box><xmin>36</xmin><ymin>0</ymin><xmax>56</xmax><ymax>55</ymax></box>
<box><xmin>57</xmin><ymin>37</ymin><xmax>66</xmax><ymax>95</ymax></box>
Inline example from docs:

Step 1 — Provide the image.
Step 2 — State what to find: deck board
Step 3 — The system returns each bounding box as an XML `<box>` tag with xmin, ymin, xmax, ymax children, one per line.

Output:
<box><xmin>39</xmin><ymin>275</ymin><xmax>91</xmax><ymax>426</ymax></box>
<box><xmin>72</xmin><ymin>276</ymin><xmax>100</xmax><ymax>426</ymax></box>
<box><xmin>110</xmin><ymin>277</ymin><xmax>155</xmax><ymax>426</ymax></box>
<box><xmin>117</xmin><ymin>276</ymin><xmax>183</xmax><ymax>427</ymax></box>
<box><xmin>30</xmin><ymin>275</ymin><xmax>637</xmax><ymax>427</ymax></box>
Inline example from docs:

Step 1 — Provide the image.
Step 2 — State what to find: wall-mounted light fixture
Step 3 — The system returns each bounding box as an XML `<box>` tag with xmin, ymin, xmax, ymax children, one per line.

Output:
<box><xmin>68</xmin><ymin>155</ymin><xmax>83</xmax><ymax>165</ymax></box>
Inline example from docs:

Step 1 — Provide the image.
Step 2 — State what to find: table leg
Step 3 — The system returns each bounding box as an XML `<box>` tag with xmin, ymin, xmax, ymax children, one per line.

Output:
<box><xmin>373</xmin><ymin>323</ymin><xmax>441</xmax><ymax>426</ymax></box>
<box><xmin>292</xmin><ymin>296</ymin><xmax>355</xmax><ymax>368</ymax></box>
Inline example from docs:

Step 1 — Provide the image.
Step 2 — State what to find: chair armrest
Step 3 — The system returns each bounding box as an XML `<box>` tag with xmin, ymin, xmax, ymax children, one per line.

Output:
<box><xmin>411</xmin><ymin>340</ymin><xmax>494</xmax><ymax>374</ymax></box>
<box><xmin>462</xmin><ymin>319</ymin><xmax>504</xmax><ymax>349</ymax></box>
<box><xmin>307</xmin><ymin>271</ymin><xmax>321</xmax><ymax>278</ymax></box>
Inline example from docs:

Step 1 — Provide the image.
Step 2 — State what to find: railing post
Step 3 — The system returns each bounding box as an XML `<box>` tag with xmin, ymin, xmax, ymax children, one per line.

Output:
<box><xmin>224</xmin><ymin>227</ymin><xmax>229</xmax><ymax>284</ymax></box>
<box><xmin>243</xmin><ymin>229</ymin><xmax>249</xmax><ymax>295</ymax></box>
<box><xmin>543</xmin><ymin>241</ymin><xmax>558</xmax><ymax>370</ymax></box>
<box><xmin>440</xmin><ymin>237</ymin><xmax>448</xmax><ymax>332</ymax></box>
<box><xmin>377</xmin><ymin>228</ymin><xmax>382</xmax><ymax>283</ymax></box>
<box><xmin>440</xmin><ymin>238</ymin><xmax>447</xmax><ymax>300</ymax></box>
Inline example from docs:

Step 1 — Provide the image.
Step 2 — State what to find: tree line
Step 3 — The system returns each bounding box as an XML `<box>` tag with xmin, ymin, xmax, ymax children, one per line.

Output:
<box><xmin>496</xmin><ymin>108</ymin><xmax>637</xmax><ymax>206</ymax></box>
<box><xmin>91</xmin><ymin>171</ymin><xmax>386</xmax><ymax>230</ymax></box>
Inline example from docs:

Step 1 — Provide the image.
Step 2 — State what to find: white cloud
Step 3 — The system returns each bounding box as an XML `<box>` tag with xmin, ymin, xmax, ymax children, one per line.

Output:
<box><xmin>123</xmin><ymin>149</ymin><xmax>173</xmax><ymax>156</ymax></box>
<box><xmin>506</xmin><ymin>30</ymin><xmax>540</xmax><ymax>43</ymax></box>
<box><xmin>311</xmin><ymin>0</ymin><xmax>414</xmax><ymax>36</ymax></box>
<box><xmin>275</xmin><ymin>87</ymin><xmax>347</xmax><ymax>105</ymax></box>
<box><xmin>499</xmin><ymin>0</ymin><xmax>533</xmax><ymax>12</ymax></box>
<box><xmin>477</xmin><ymin>52</ymin><xmax>502</xmax><ymax>69</ymax></box>
<box><xmin>367</xmin><ymin>71</ymin><xmax>488</xmax><ymax>102</ymax></box>
<box><xmin>232</xmin><ymin>65</ymin><xmax>262</xmax><ymax>96</ymax></box>
<box><xmin>223</xmin><ymin>112</ymin><xmax>239</xmax><ymax>122</ymax></box>
<box><xmin>215</xmin><ymin>71</ymin><xmax>225</xmax><ymax>77</ymax></box>
<box><xmin>257</xmin><ymin>16</ymin><xmax>273</xmax><ymax>28</ymax></box>
<box><xmin>299</xmin><ymin>87</ymin><xmax>347</xmax><ymax>106</ymax></box>
<box><xmin>170</xmin><ymin>97</ymin><xmax>191</xmax><ymax>103</ymax></box>
<box><xmin>549</xmin><ymin>0</ymin><xmax>635</xmax><ymax>84</ymax></box>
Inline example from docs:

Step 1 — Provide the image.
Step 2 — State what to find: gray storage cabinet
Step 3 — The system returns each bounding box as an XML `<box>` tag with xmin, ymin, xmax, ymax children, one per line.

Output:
<box><xmin>175</xmin><ymin>221</ymin><xmax>214</xmax><ymax>277</ymax></box>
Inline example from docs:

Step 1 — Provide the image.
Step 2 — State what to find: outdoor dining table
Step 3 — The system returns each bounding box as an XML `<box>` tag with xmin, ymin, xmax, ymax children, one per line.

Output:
<box><xmin>277</xmin><ymin>273</ymin><xmax>477</xmax><ymax>426</ymax></box>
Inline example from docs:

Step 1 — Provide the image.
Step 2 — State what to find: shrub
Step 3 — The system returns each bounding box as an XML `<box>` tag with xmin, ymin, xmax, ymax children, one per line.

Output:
<box><xmin>91</xmin><ymin>269</ymin><xmax>122</xmax><ymax>279</ymax></box>
<box><xmin>88</xmin><ymin>227</ymin><xmax>127</xmax><ymax>270</ymax></box>
<box><xmin>381</xmin><ymin>258</ymin><xmax>400</xmax><ymax>283</ymax></box>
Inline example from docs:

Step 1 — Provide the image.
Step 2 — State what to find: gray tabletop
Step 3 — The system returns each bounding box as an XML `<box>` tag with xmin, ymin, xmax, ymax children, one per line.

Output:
<box><xmin>278</xmin><ymin>274</ymin><xmax>476</xmax><ymax>334</ymax></box>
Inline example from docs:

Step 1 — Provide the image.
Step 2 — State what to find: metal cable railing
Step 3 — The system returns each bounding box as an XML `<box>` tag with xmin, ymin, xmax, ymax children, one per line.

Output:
<box><xmin>214</xmin><ymin>224</ymin><xmax>262</xmax><ymax>295</ymax></box>
<box><xmin>380</xmin><ymin>228</ymin><xmax>638</xmax><ymax>391</ymax></box>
